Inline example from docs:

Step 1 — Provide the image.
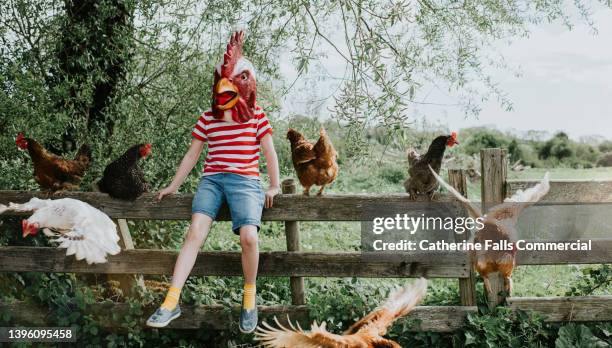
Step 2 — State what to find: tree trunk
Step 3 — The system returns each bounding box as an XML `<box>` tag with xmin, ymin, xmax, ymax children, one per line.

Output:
<box><xmin>55</xmin><ymin>0</ymin><xmax>134</xmax><ymax>151</ymax></box>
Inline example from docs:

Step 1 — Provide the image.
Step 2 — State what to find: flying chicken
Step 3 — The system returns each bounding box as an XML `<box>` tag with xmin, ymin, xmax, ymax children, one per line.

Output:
<box><xmin>256</xmin><ymin>278</ymin><xmax>427</xmax><ymax>348</ymax></box>
<box><xmin>430</xmin><ymin>167</ymin><xmax>549</xmax><ymax>295</ymax></box>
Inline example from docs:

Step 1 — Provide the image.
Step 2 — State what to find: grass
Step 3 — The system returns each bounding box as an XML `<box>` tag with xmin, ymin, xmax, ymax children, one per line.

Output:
<box><xmin>508</xmin><ymin>167</ymin><xmax>612</xmax><ymax>181</ymax></box>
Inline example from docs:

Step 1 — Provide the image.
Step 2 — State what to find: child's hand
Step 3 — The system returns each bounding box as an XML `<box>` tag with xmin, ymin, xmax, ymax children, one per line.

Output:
<box><xmin>264</xmin><ymin>186</ymin><xmax>280</xmax><ymax>208</ymax></box>
<box><xmin>157</xmin><ymin>186</ymin><xmax>177</xmax><ymax>201</ymax></box>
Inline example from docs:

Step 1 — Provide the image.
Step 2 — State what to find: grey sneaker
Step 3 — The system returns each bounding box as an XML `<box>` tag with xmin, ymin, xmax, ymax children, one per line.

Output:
<box><xmin>238</xmin><ymin>307</ymin><xmax>258</xmax><ymax>333</ymax></box>
<box><xmin>146</xmin><ymin>305</ymin><xmax>181</xmax><ymax>328</ymax></box>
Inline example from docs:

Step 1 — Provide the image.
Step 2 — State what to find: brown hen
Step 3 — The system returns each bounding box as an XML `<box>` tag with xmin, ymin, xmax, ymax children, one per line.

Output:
<box><xmin>404</xmin><ymin>133</ymin><xmax>458</xmax><ymax>200</ymax></box>
<box><xmin>255</xmin><ymin>278</ymin><xmax>427</xmax><ymax>348</ymax></box>
<box><xmin>430</xmin><ymin>167</ymin><xmax>549</xmax><ymax>295</ymax></box>
<box><xmin>287</xmin><ymin>127</ymin><xmax>338</xmax><ymax>196</ymax></box>
<box><xmin>15</xmin><ymin>133</ymin><xmax>92</xmax><ymax>192</ymax></box>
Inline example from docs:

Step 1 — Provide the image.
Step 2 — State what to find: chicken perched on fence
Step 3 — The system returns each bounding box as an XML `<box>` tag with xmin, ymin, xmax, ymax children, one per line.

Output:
<box><xmin>15</xmin><ymin>132</ymin><xmax>92</xmax><ymax>193</ymax></box>
<box><xmin>287</xmin><ymin>127</ymin><xmax>338</xmax><ymax>196</ymax></box>
<box><xmin>255</xmin><ymin>278</ymin><xmax>427</xmax><ymax>348</ymax></box>
<box><xmin>96</xmin><ymin>143</ymin><xmax>152</xmax><ymax>200</ymax></box>
<box><xmin>0</xmin><ymin>197</ymin><xmax>120</xmax><ymax>264</ymax></box>
<box><xmin>430</xmin><ymin>167</ymin><xmax>549</xmax><ymax>295</ymax></box>
<box><xmin>404</xmin><ymin>133</ymin><xmax>458</xmax><ymax>200</ymax></box>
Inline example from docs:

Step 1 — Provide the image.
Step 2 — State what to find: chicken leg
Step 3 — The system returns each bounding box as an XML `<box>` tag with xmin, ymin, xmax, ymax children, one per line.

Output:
<box><xmin>316</xmin><ymin>185</ymin><xmax>326</xmax><ymax>196</ymax></box>
<box><xmin>482</xmin><ymin>276</ymin><xmax>492</xmax><ymax>297</ymax></box>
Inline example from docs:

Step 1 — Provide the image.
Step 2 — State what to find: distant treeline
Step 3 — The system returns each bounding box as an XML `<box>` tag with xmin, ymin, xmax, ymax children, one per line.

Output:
<box><xmin>458</xmin><ymin>128</ymin><xmax>612</xmax><ymax>169</ymax></box>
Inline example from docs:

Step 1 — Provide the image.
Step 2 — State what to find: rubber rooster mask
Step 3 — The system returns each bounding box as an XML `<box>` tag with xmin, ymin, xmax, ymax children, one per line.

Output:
<box><xmin>212</xmin><ymin>30</ymin><xmax>257</xmax><ymax>123</ymax></box>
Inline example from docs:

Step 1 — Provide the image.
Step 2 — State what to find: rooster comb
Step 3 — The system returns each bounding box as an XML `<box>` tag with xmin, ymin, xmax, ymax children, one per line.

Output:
<box><xmin>16</xmin><ymin>132</ymin><xmax>25</xmax><ymax>141</ymax></box>
<box><xmin>451</xmin><ymin>131</ymin><xmax>457</xmax><ymax>139</ymax></box>
<box><xmin>221</xmin><ymin>31</ymin><xmax>245</xmax><ymax>77</ymax></box>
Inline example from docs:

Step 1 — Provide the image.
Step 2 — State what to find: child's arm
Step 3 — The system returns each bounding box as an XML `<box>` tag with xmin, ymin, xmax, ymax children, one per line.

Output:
<box><xmin>157</xmin><ymin>139</ymin><xmax>206</xmax><ymax>201</ymax></box>
<box><xmin>261</xmin><ymin>134</ymin><xmax>280</xmax><ymax>208</ymax></box>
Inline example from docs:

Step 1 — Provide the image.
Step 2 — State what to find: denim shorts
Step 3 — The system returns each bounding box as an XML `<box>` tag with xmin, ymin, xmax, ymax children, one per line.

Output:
<box><xmin>192</xmin><ymin>173</ymin><xmax>265</xmax><ymax>234</ymax></box>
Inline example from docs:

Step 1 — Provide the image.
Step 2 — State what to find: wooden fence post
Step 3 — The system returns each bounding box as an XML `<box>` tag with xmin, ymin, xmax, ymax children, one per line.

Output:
<box><xmin>281</xmin><ymin>179</ymin><xmax>305</xmax><ymax>305</ymax></box>
<box><xmin>107</xmin><ymin>219</ymin><xmax>145</xmax><ymax>298</ymax></box>
<box><xmin>480</xmin><ymin>148</ymin><xmax>508</xmax><ymax>308</ymax></box>
<box><xmin>448</xmin><ymin>169</ymin><xmax>477</xmax><ymax>306</ymax></box>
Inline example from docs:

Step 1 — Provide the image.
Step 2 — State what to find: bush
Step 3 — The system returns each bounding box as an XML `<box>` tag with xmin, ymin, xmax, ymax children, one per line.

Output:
<box><xmin>539</xmin><ymin>132</ymin><xmax>574</xmax><ymax>161</ymax></box>
<box><xmin>598</xmin><ymin>141</ymin><xmax>612</xmax><ymax>153</ymax></box>
<box><xmin>462</xmin><ymin>128</ymin><xmax>511</xmax><ymax>156</ymax></box>
<box><xmin>597</xmin><ymin>152</ymin><xmax>612</xmax><ymax>167</ymax></box>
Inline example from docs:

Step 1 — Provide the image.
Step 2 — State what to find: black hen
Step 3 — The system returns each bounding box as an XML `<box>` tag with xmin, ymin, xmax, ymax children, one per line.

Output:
<box><xmin>404</xmin><ymin>133</ymin><xmax>458</xmax><ymax>200</ymax></box>
<box><xmin>97</xmin><ymin>143</ymin><xmax>152</xmax><ymax>200</ymax></box>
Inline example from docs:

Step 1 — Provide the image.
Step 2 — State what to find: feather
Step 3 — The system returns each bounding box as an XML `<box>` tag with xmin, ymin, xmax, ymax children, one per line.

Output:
<box><xmin>407</xmin><ymin>148</ymin><xmax>420</xmax><ymax>166</ymax></box>
<box><xmin>256</xmin><ymin>279</ymin><xmax>428</xmax><ymax>347</ymax></box>
<box><xmin>429</xmin><ymin>165</ymin><xmax>482</xmax><ymax>218</ymax></box>
<box><xmin>345</xmin><ymin>278</ymin><xmax>427</xmax><ymax>336</ymax></box>
<box><xmin>487</xmin><ymin>172</ymin><xmax>550</xmax><ymax>223</ymax></box>
<box><xmin>505</xmin><ymin>172</ymin><xmax>550</xmax><ymax>203</ymax></box>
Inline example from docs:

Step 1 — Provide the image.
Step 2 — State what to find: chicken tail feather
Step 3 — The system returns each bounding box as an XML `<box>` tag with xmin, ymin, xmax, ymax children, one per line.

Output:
<box><xmin>505</xmin><ymin>172</ymin><xmax>550</xmax><ymax>204</ymax></box>
<box><xmin>429</xmin><ymin>165</ymin><xmax>482</xmax><ymax>218</ymax></box>
<box><xmin>344</xmin><ymin>278</ymin><xmax>428</xmax><ymax>336</ymax></box>
<box><xmin>382</xmin><ymin>277</ymin><xmax>428</xmax><ymax>319</ymax></box>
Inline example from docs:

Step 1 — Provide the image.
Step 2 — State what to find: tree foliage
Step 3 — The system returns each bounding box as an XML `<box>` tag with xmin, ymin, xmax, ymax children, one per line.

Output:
<box><xmin>2</xmin><ymin>0</ymin><xmax>611</xmax><ymax>151</ymax></box>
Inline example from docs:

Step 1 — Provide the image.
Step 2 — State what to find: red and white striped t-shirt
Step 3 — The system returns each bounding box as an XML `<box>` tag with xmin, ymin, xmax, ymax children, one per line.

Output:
<box><xmin>191</xmin><ymin>106</ymin><xmax>273</xmax><ymax>177</ymax></box>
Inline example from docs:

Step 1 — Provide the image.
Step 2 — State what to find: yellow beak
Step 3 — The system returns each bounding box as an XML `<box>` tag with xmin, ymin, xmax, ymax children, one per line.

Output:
<box><xmin>215</xmin><ymin>78</ymin><xmax>239</xmax><ymax>110</ymax></box>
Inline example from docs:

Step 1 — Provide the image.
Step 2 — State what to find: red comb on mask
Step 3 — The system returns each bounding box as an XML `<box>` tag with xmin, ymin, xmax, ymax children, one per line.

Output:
<box><xmin>211</xmin><ymin>31</ymin><xmax>257</xmax><ymax>123</ymax></box>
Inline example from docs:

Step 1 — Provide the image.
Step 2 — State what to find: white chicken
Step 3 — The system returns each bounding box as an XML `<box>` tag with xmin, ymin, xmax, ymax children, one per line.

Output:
<box><xmin>0</xmin><ymin>197</ymin><xmax>121</xmax><ymax>264</ymax></box>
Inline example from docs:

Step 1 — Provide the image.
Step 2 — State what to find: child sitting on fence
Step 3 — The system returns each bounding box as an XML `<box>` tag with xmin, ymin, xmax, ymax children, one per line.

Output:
<box><xmin>146</xmin><ymin>31</ymin><xmax>280</xmax><ymax>333</ymax></box>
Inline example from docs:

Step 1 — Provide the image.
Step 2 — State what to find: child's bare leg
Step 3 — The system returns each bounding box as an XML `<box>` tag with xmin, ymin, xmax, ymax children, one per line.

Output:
<box><xmin>147</xmin><ymin>213</ymin><xmax>213</xmax><ymax>327</ymax></box>
<box><xmin>159</xmin><ymin>213</ymin><xmax>212</xmax><ymax>311</ymax></box>
<box><xmin>238</xmin><ymin>225</ymin><xmax>259</xmax><ymax>332</ymax></box>
<box><xmin>170</xmin><ymin>213</ymin><xmax>213</xmax><ymax>288</ymax></box>
<box><xmin>239</xmin><ymin>225</ymin><xmax>259</xmax><ymax>284</ymax></box>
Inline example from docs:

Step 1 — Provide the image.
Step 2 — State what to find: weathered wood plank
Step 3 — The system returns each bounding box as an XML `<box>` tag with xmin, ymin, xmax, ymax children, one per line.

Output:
<box><xmin>508</xmin><ymin>296</ymin><xmax>612</xmax><ymax>322</ymax></box>
<box><xmin>401</xmin><ymin>306</ymin><xmax>477</xmax><ymax>331</ymax></box>
<box><xmin>508</xmin><ymin>180</ymin><xmax>612</xmax><ymax>203</ymax></box>
<box><xmin>2</xmin><ymin>301</ymin><xmax>476</xmax><ymax>332</ymax></box>
<box><xmin>2</xmin><ymin>301</ymin><xmax>310</xmax><ymax>331</ymax></box>
<box><xmin>282</xmin><ymin>179</ymin><xmax>305</xmax><ymax>305</ymax></box>
<box><xmin>0</xmin><ymin>247</ymin><xmax>469</xmax><ymax>278</ymax></box>
<box><xmin>0</xmin><ymin>242</ymin><xmax>608</xmax><ymax>278</ymax></box>
<box><xmin>449</xmin><ymin>169</ymin><xmax>477</xmax><ymax>307</ymax></box>
<box><xmin>480</xmin><ymin>148</ymin><xmax>508</xmax><ymax>309</ymax></box>
<box><xmin>0</xmin><ymin>190</ymin><xmax>456</xmax><ymax>221</ymax></box>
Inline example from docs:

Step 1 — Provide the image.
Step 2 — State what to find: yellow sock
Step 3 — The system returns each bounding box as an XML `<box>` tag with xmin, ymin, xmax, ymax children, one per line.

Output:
<box><xmin>242</xmin><ymin>283</ymin><xmax>256</xmax><ymax>311</ymax></box>
<box><xmin>161</xmin><ymin>286</ymin><xmax>181</xmax><ymax>310</ymax></box>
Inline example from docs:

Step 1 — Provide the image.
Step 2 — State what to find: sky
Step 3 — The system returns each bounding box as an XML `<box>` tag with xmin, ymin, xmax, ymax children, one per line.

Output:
<box><xmin>279</xmin><ymin>3</ymin><xmax>612</xmax><ymax>140</ymax></box>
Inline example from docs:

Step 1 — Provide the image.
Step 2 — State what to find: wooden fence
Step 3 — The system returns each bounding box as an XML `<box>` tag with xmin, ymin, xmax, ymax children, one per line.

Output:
<box><xmin>0</xmin><ymin>148</ymin><xmax>611</xmax><ymax>331</ymax></box>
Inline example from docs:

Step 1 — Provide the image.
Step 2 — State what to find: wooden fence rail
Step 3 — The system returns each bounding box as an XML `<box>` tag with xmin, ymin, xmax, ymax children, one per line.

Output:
<box><xmin>0</xmin><ymin>191</ymin><xmax>456</xmax><ymax>221</ymax></box>
<box><xmin>0</xmin><ymin>247</ymin><xmax>469</xmax><ymax>277</ymax></box>
<box><xmin>1</xmin><ymin>302</ymin><xmax>477</xmax><ymax>332</ymax></box>
<box><xmin>1</xmin><ymin>243</ymin><xmax>610</xmax><ymax>276</ymax></box>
